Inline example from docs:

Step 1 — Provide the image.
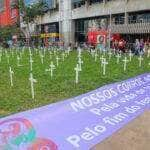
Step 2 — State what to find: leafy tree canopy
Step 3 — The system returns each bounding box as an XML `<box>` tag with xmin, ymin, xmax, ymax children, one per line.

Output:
<box><xmin>12</xmin><ymin>0</ymin><xmax>47</xmax><ymax>23</ymax></box>
<box><xmin>0</xmin><ymin>25</ymin><xmax>21</xmax><ymax>40</ymax></box>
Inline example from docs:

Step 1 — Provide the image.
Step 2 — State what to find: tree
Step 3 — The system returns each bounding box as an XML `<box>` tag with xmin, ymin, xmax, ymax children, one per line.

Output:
<box><xmin>12</xmin><ymin>0</ymin><xmax>47</xmax><ymax>22</ymax></box>
<box><xmin>12</xmin><ymin>0</ymin><xmax>48</xmax><ymax>45</ymax></box>
<box><xmin>0</xmin><ymin>25</ymin><xmax>21</xmax><ymax>40</ymax></box>
<box><xmin>0</xmin><ymin>25</ymin><xmax>22</xmax><ymax>47</ymax></box>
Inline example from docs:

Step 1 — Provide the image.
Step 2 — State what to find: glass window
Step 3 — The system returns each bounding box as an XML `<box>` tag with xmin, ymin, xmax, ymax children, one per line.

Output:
<box><xmin>129</xmin><ymin>11</ymin><xmax>150</xmax><ymax>24</ymax></box>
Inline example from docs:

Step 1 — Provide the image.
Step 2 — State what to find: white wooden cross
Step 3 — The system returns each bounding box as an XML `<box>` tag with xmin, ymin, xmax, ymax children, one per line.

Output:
<box><xmin>15</xmin><ymin>48</ymin><xmax>17</xmax><ymax>55</ymax></box>
<box><xmin>78</xmin><ymin>57</ymin><xmax>83</xmax><ymax>71</ymax></box>
<box><xmin>74</xmin><ymin>64</ymin><xmax>80</xmax><ymax>84</ymax></box>
<box><xmin>64</xmin><ymin>50</ymin><xmax>68</xmax><ymax>56</ymax></box>
<box><xmin>20</xmin><ymin>51</ymin><xmax>23</xmax><ymax>59</ymax></box>
<box><xmin>49</xmin><ymin>51</ymin><xmax>52</xmax><ymax>59</ymax></box>
<box><xmin>138</xmin><ymin>55</ymin><xmax>143</xmax><ymax>67</ymax></box>
<box><xmin>77</xmin><ymin>47</ymin><xmax>82</xmax><ymax>58</ymax></box>
<box><xmin>102</xmin><ymin>50</ymin><xmax>106</xmax><ymax>56</ymax></box>
<box><xmin>0</xmin><ymin>52</ymin><xmax>2</xmax><ymax>62</ymax></box>
<box><xmin>94</xmin><ymin>52</ymin><xmax>98</xmax><ymax>62</ymax></box>
<box><xmin>40</xmin><ymin>54</ymin><xmax>44</xmax><ymax>64</ymax></box>
<box><xmin>56</xmin><ymin>56</ymin><xmax>60</xmax><ymax>66</ymax></box>
<box><xmin>29</xmin><ymin>56</ymin><xmax>34</xmax><ymax>71</ymax></box>
<box><xmin>91</xmin><ymin>49</ymin><xmax>95</xmax><ymax>58</ymax></box>
<box><xmin>29</xmin><ymin>73</ymin><xmax>37</xmax><ymax>99</ymax></box>
<box><xmin>11</xmin><ymin>50</ymin><xmax>14</xmax><ymax>57</ymax></box>
<box><xmin>62</xmin><ymin>52</ymin><xmax>65</xmax><ymax>61</ymax></box>
<box><xmin>17</xmin><ymin>56</ymin><xmax>22</xmax><ymax>67</ymax></box>
<box><xmin>147</xmin><ymin>50</ymin><xmax>150</xmax><ymax>58</ymax></box>
<box><xmin>113</xmin><ymin>48</ymin><xmax>116</xmax><ymax>54</ymax></box>
<box><xmin>43</xmin><ymin>48</ymin><xmax>46</xmax><ymax>56</ymax></box>
<box><xmin>35</xmin><ymin>48</ymin><xmax>38</xmax><ymax>54</ymax></box>
<box><xmin>129</xmin><ymin>50</ymin><xmax>133</xmax><ymax>62</ymax></box>
<box><xmin>108</xmin><ymin>51</ymin><xmax>112</xmax><ymax>60</ymax></box>
<box><xmin>102</xmin><ymin>58</ymin><xmax>108</xmax><ymax>75</ymax></box>
<box><xmin>100</xmin><ymin>55</ymin><xmax>105</xmax><ymax>67</ymax></box>
<box><xmin>122</xmin><ymin>57</ymin><xmax>129</xmax><ymax>71</ymax></box>
<box><xmin>46</xmin><ymin>61</ymin><xmax>56</xmax><ymax>78</ymax></box>
<box><xmin>67</xmin><ymin>46</ymin><xmax>71</xmax><ymax>55</ymax></box>
<box><xmin>54</xmin><ymin>50</ymin><xmax>57</xmax><ymax>56</ymax></box>
<box><xmin>29</xmin><ymin>49</ymin><xmax>32</xmax><ymax>58</ymax></box>
<box><xmin>7</xmin><ymin>54</ymin><xmax>10</xmax><ymax>64</ymax></box>
<box><xmin>116</xmin><ymin>53</ymin><xmax>121</xmax><ymax>64</ymax></box>
<box><xmin>9</xmin><ymin>47</ymin><xmax>12</xmax><ymax>52</ymax></box>
<box><xmin>28</xmin><ymin>46</ymin><xmax>31</xmax><ymax>52</ymax></box>
<box><xmin>5</xmin><ymin>50</ymin><xmax>8</xmax><ymax>57</ymax></box>
<box><xmin>6</xmin><ymin>53</ymin><xmax>10</xmax><ymax>64</ymax></box>
<box><xmin>9</xmin><ymin>67</ymin><xmax>14</xmax><ymax>87</ymax></box>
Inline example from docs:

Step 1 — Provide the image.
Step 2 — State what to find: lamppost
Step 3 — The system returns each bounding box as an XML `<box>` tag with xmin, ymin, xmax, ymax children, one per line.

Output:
<box><xmin>108</xmin><ymin>9</ymin><xmax>112</xmax><ymax>50</ymax></box>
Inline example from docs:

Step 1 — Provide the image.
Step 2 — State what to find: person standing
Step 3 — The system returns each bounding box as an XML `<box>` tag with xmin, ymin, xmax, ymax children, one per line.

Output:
<box><xmin>139</xmin><ymin>39</ymin><xmax>144</xmax><ymax>55</ymax></box>
<box><xmin>134</xmin><ymin>39</ymin><xmax>140</xmax><ymax>55</ymax></box>
<box><xmin>144</xmin><ymin>39</ymin><xmax>149</xmax><ymax>54</ymax></box>
<box><xmin>113</xmin><ymin>40</ymin><xmax>119</xmax><ymax>53</ymax></box>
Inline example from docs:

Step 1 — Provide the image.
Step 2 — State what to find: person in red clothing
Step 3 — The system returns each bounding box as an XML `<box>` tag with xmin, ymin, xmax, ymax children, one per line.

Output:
<box><xmin>113</xmin><ymin>39</ymin><xmax>119</xmax><ymax>52</ymax></box>
<box><xmin>118</xmin><ymin>39</ymin><xmax>126</xmax><ymax>53</ymax></box>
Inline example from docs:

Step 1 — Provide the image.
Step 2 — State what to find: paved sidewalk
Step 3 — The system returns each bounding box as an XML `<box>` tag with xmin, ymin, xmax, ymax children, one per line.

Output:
<box><xmin>92</xmin><ymin>110</ymin><xmax>150</xmax><ymax>150</ymax></box>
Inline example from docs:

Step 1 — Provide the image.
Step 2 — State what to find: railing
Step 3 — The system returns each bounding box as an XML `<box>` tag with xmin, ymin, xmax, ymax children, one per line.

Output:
<box><xmin>128</xmin><ymin>18</ymin><xmax>150</xmax><ymax>24</ymax></box>
<box><xmin>111</xmin><ymin>22</ymin><xmax>150</xmax><ymax>34</ymax></box>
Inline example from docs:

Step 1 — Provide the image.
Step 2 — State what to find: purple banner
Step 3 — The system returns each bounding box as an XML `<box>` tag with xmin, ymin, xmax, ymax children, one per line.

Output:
<box><xmin>0</xmin><ymin>73</ymin><xmax>150</xmax><ymax>150</ymax></box>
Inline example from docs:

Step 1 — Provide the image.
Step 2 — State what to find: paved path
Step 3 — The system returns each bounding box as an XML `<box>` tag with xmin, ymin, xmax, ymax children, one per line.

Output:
<box><xmin>92</xmin><ymin>110</ymin><xmax>150</xmax><ymax>150</ymax></box>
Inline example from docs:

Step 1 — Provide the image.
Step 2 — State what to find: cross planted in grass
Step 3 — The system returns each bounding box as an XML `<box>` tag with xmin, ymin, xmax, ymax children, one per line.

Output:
<box><xmin>9</xmin><ymin>67</ymin><xmax>14</xmax><ymax>87</ymax></box>
<box><xmin>116</xmin><ymin>53</ymin><xmax>121</xmax><ymax>64</ymax></box>
<box><xmin>108</xmin><ymin>50</ymin><xmax>113</xmax><ymax>60</ymax></box>
<box><xmin>122</xmin><ymin>57</ymin><xmax>129</xmax><ymax>71</ymax></box>
<box><xmin>45</xmin><ymin>61</ymin><xmax>56</xmax><ymax>78</ymax></box>
<box><xmin>29</xmin><ymin>73</ymin><xmax>37</xmax><ymax>99</ymax></box>
<box><xmin>74</xmin><ymin>64</ymin><xmax>80</xmax><ymax>84</ymax></box>
<box><xmin>78</xmin><ymin>57</ymin><xmax>83</xmax><ymax>71</ymax></box>
<box><xmin>94</xmin><ymin>52</ymin><xmax>98</xmax><ymax>62</ymax></box>
<box><xmin>100</xmin><ymin>55</ymin><xmax>105</xmax><ymax>67</ymax></box>
<box><xmin>129</xmin><ymin>50</ymin><xmax>133</xmax><ymax>62</ymax></box>
<box><xmin>138</xmin><ymin>55</ymin><xmax>143</xmax><ymax>67</ymax></box>
<box><xmin>101</xmin><ymin>58</ymin><xmax>108</xmax><ymax>76</ymax></box>
<box><xmin>17</xmin><ymin>55</ymin><xmax>22</xmax><ymax>67</ymax></box>
<box><xmin>56</xmin><ymin>56</ymin><xmax>61</xmax><ymax>67</ymax></box>
<box><xmin>0</xmin><ymin>52</ymin><xmax>2</xmax><ymax>62</ymax></box>
<box><xmin>29</xmin><ymin>56</ymin><xmax>34</xmax><ymax>71</ymax></box>
<box><xmin>39</xmin><ymin>52</ymin><xmax>44</xmax><ymax>64</ymax></box>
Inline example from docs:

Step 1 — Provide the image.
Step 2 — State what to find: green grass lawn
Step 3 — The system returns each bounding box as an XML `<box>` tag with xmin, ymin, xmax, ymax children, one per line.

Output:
<box><xmin>0</xmin><ymin>49</ymin><xmax>149</xmax><ymax>117</ymax></box>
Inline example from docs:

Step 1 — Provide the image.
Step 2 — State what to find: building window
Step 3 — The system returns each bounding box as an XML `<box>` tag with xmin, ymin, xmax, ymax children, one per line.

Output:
<box><xmin>88</xmin><ymin>0</ymin><xmax>104</xmax><ymax>5</ymax></box>
<box><xmin>43</xmin><ymin>0</ymin><xmax>57</xmax><ymax>10</ymax></box>
<box><xmin>41</xmin><ymin>22</ymin><xmax>59</xmax><ymax>33</ymax></box>
<box><xmin>129</xmin><ymin>11</ymin><xmax>150</xmax><ymax>24</ymax></box>
<box><xmin>112</xmin><ymin>14</ymin><xmax>125</xmax><ymax>25</ymax></box>
<box><xmin>72</xmin><ymin>0</ymin><xmax>113</xmax><ymax>9</ymax></box>
<box><xmin>72</xmin><ymin>0</ymin><xmax>85</xmax><ymax>9</ymax></box>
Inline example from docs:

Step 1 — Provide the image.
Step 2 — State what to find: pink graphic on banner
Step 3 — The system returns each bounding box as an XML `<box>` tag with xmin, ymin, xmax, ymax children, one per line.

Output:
<box><xmin>0</xmin><ymin>118</ymin><xmax>57</xmax><ymax>150</ymax></box>
<box><xmin>28</xmin><ymin>138</ymin><xmax>58</xmax><ymax>150</ymax></box>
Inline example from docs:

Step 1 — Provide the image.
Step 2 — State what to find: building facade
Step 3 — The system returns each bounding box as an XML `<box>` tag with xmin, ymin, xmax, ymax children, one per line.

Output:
<box><xmin>0</xmin><ymin>0</ymin><xmax>19</xmax><ymax>26</ymax></box>
<box><xmin>26</xmin><ymin>0</ymin><xmax>150</xmax><ymax>46</ymax></box>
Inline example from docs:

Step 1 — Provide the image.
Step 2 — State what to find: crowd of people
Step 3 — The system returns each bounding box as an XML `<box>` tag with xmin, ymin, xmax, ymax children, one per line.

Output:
<box><xmin>1</xmin><ymin>36</ymin><xmax>150</xmax><ymax>56</ymax></box>
<box><xmin>112</xmin><ymin>38</ymin><xmax>150</xmax><ymax>55</ymax></box>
